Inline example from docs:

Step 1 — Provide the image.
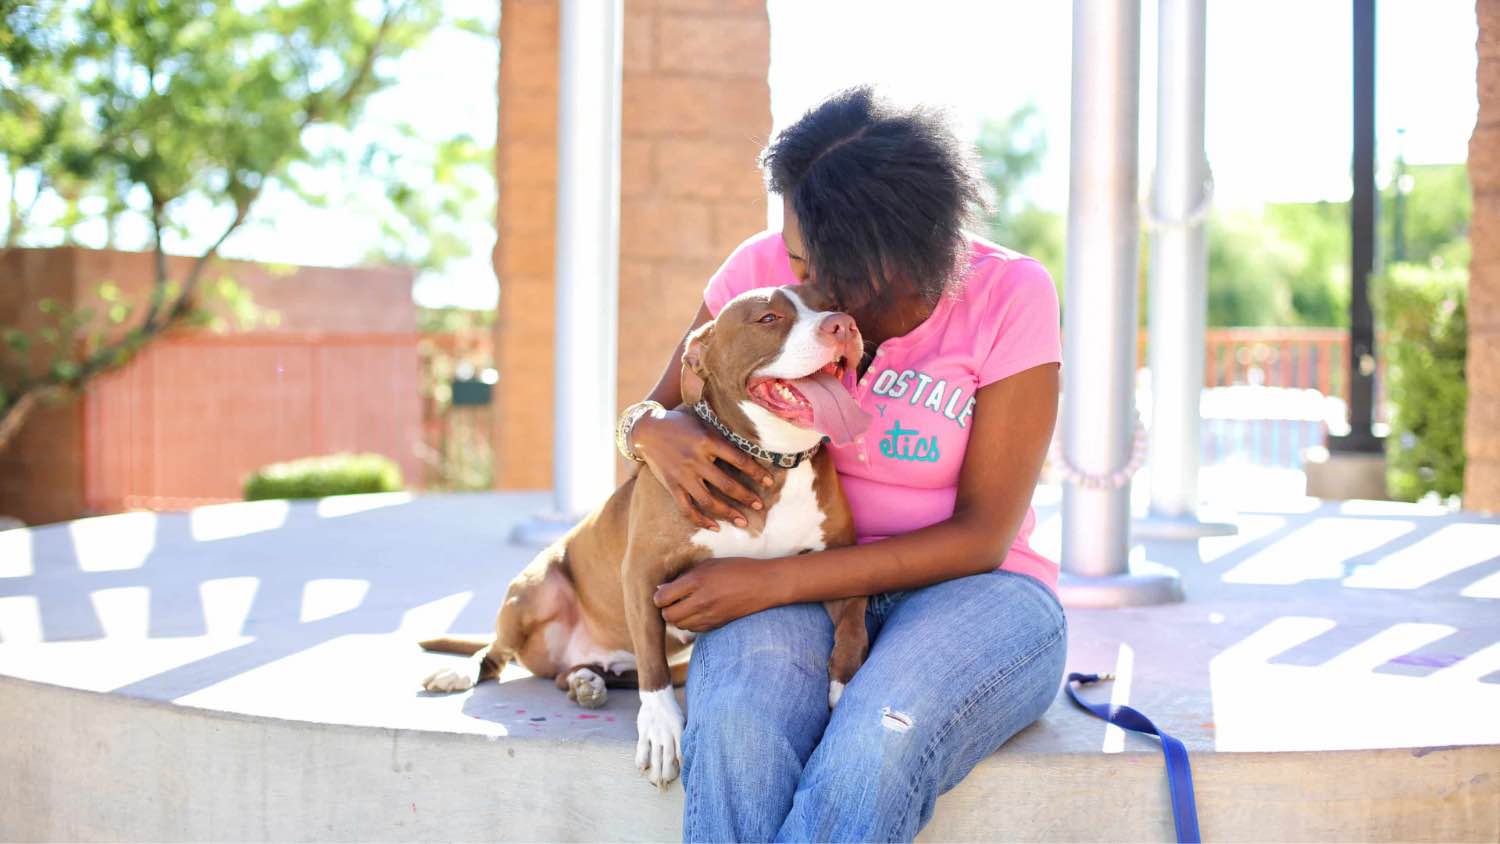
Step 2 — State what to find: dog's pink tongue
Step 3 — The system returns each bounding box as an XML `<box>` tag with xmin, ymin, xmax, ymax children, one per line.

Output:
<box><xmin>792</xmin><ymin>372</ymin><xmax>873</xmax><ymax>446</ymax></box>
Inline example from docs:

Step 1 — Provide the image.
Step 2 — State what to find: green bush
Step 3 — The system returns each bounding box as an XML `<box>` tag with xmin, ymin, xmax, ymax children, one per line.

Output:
<box><xmin>244</xmin><ymin>453</ymin><xmax>405</xmax><ymax>501</ymax></box>
<box><xmin>1378</xmin><ymin>263</ymin><xmax>1468</xmax><ymax>502</ymax></box>
<box><xmin>1208</xmin><ymin>206</ymin><xmax>1350</xmax><ymax>327</ymax></box>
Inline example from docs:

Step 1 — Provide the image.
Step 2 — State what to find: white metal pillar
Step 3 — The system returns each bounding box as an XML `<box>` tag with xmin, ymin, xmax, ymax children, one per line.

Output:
<box><xmin>1135</xmin><ymin>0</ymin><xmax>1237</xmax><ymax>540</ymax></box>
<box><xmin>1058</xmin><ymin>0</ymin><xmax>1183</xmax><ymax>606</ymax></box>
<box><xmin>512</xmin><ymin>0</ymin><xmax>623</xmax><ymax>546</ymax></box>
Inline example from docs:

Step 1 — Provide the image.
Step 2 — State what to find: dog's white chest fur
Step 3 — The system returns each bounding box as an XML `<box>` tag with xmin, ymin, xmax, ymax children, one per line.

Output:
<box><xmin>690</xmin><ymin>462</ymin><xmax>828</xmax><ymax>558</ymax></box>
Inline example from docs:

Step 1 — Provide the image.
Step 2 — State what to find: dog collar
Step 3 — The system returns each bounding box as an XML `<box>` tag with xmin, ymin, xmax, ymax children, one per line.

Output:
<box><xmin>692</xmin><ymin>400</ymin><xmax>824</xmax><ymax>470</ymax></box>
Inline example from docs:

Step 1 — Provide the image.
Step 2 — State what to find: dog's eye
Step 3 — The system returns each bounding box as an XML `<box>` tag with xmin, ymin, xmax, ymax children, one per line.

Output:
<box><xmin>756</xmin><ymin>313</ymin><xmax>780</xmax><ymax>324</ymax></box>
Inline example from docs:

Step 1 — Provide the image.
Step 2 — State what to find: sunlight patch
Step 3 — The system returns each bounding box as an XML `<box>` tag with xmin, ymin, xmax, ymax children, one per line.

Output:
<box><xmin>1337</xmin><ymin>499</ymin><xmax>1451</xmax><ymax>518</ymax></box>
<box><xmin>1343</xmin><ymin>524</ymin><xmax>1500</xmax><ymax>591</ymax></box>
<box><xmin>1197</xmin><ymin>514</ymin><xmax>1285</xmax><ymax>565</ymax></box>
<box><xmin>397</xmin><ymin>591</ymin><xmax>474</xmax><ymax>637</ymax></box>
<box><xmin>1435</xmin><ymin>641</ymin><xmax>1500</xmax><ymax>683</ymax></box>
<box><xmin>1460</xmin><ymin>570</ymin><xmax>1500</xmax><ymax>600</ymax></box>
<box><xmin>90</xmin><ymin>586</ymin><xmax>151</xmax><ymax>639</ymax></box>
<box><xmin>1221</xmin><ymin>517</ymin><xmax>1413</xmax><ymax>585</ymax></box>
<box><xmin>191</xmin><ymin>500</ymin><xmax>289</xmax><ymax>542</ymax></box>
<box><xmin>1101</xmin><ymin>642</ymin><xmax>1135</xmax><ymax>754</ymax></box>
<box><xmin>1213</xmin><ymin>616</ymin><xmax>1337</xmax><ymax>667</ymax></box>
<box><xmin>200</xmin><ymin>577</ymin><xmax>260</xmax><ymax>638</ymax></box>
<box><xmin>1212</xmin><ymin>617</ymin><xmax>1500</xmax><ymax>752</ymax></box>
<box><xmin>70</xmin><ymin>512</ymin><xmax>156</xmax><ymax>572</ymax></box>
<box><xmin>0</xmin><ymin>595</ymin><xmax>42</xmax><ymax>643</ymax></box>
<box><xmin>316</xmin><ymin>492</ymin><xmax>413</xmax><ymax>519</ymax></box>
<box><xmin>1322</xmin><ymin>623</ymin><xmax>1455</xmax><ymax>673</ymax></box>
<box><xmin>300</xmin><ymin>578</ymin><xmax>371</xmax><ymax>623</ymax></box>
<box><xmin>0</xmin><ymin>528</ymin><xmax>32</xmax><ymax>578</ymax></box>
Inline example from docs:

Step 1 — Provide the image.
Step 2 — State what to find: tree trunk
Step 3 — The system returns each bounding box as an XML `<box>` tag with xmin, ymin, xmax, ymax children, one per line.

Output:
<box><xmin>5</xmin><ymin>162</ymin><xmax>19</xmax><ymax>247</ymax></box>
<box><xmin>0</xmin><ymin>390</ymin><xmax>42</xmax><ymax>455</ymax></box>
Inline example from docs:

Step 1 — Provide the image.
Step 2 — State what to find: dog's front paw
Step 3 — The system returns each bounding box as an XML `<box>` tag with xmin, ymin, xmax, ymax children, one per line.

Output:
<box><xmin>828</xmin><ymin>680</ymin><xmax>846</xmax><ymax>708</ymax></box>
<box><xmin>422</xmin><ymin>666</ymin><xmax>476</xmax><ymax>693</ymax></box>
<box><xmin>635</xmin><ymin>688</ymin><xmax>684</xmax><ymax>790</ymax></box>
<box><xmin>567</xmin><ymin>667</ymin><xmax>608</xmax><ymax>709</ymax></box>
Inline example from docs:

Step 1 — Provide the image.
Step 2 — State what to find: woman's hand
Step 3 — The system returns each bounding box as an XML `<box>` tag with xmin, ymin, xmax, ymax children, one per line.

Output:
<box><xmin>631</xmin><ymin>409</ymin><xmax>773</xmax><ymax>531</ymax></box>
<box><xmin>653</xmin><ymin>556</ymin><xmax>782</xmax><ymax>632</ymax></box>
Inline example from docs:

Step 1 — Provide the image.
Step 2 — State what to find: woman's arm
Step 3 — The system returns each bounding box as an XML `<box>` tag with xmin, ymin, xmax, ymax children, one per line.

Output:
<box><xmin>642</xmin><ymin>303</ymin><xmax>711</xmax><ymax>407</ymax></box>
<box><xmin>653</xmin><ymin>362</ymin><xmax>1060</xmax><ymax>631</ymax></box>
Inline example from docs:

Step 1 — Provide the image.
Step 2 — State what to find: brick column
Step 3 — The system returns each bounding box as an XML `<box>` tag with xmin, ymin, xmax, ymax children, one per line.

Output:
<box><xmin>492</xmin><ymin>0</ymin><xmax>771</xmax><ymax>489</ymax></box>
<box><xmin>615</xmin><ymin>0</ymin><xmax>771</xmax><ymax>479</ymax></box>
<box><xmin>492</xmin><ymin>0</ymin><xmax>561</xmax><ymax>490</ymax></box>
<box><xmin>1468</xmin><ymin>0</ymin><xmax>1500</xmax><ymax>511</ymax></box>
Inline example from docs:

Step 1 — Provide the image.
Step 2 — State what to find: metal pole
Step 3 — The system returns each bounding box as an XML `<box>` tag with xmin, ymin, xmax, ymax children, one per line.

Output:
<box><xmin>512</xmin><ymin>0</ymin><xmax>623</xmax><ymax>546</ymax></box>
<box><xmin>1060</xmin><ymin>0</ymin><xmax>1183</xmax><ymax>607</ymax></box>
<box><xmin>1333</xmin><ymin>0</ymin><xmax>1381</xmax><ymax>454</ymax></box>
<box><xmin>1136</xmin><ymin>0</ymin><xmax>1236</xmax><ymax>540</ymax></box>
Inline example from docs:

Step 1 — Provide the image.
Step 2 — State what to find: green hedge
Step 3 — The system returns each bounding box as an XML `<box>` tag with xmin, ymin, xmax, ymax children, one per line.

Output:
<box><xmin>1378</xmin><ymin>262</ymin><xmax>1468</xmax><ymax>502</ymax></box>
<box><xmin>244</xmin><ymin>453</ymin><xmax>404</xmax><ymax>501</ymax></box>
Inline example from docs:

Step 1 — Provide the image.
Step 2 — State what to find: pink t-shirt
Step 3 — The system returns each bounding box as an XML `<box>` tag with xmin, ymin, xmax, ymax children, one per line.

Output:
<box><xmin>703</xmin><ymin>230</ymin><xmax>1062</xmax><ymax>591</ymax></box>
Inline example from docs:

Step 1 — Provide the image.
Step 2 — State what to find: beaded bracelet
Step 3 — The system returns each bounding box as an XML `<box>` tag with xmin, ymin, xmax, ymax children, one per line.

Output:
<box><xmin>615</xmin><ymin>400</ymin><xmax>665</xmax><ymax>463</ymax></box>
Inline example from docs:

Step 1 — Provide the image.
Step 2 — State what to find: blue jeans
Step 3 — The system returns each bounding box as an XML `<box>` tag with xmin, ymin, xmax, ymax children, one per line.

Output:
<box><xmin>681</xmin><ymin>570</ymin><xmax>1067</xmax><ymax>843</ymax></box>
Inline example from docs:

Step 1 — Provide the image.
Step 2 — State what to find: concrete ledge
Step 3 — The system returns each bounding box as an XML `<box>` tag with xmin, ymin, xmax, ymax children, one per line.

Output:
<box><xmin>2</xmin><ymin>674</ymin><xmax>690</xmax><ymax>843</ymax></box>
<box><xmin>3</xmin><ymin>675</ymin><xmax>1496</xmax><ymax>842</ymax></box>
<box><xmin>2</xmin><ymin>491</ymin><xmax>1499</xmax><ymax>840</ymax></box>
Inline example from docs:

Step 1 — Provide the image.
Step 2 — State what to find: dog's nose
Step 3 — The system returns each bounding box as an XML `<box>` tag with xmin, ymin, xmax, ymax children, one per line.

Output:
<box><xmin>819</xmin><ymin>312</ymin><xmax>856</xmax><ymax>343</ymax></box>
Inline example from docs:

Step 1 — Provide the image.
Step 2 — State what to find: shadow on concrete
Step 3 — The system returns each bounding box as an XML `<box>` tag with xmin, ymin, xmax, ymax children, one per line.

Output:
<box><xmin>1</xmin><ymin>490</ymin><xmax>1497</xmax><ymax>753</ymax></box>
<box><xmin>0</xmin><ymin>493</ymin><xmax>547</xmax><ymax>700</ymax></box>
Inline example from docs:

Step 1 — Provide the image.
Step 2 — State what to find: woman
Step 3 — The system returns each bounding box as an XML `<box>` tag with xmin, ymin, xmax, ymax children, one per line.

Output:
<box><xmin>622</xmin><ymin>87</ymin><xmax>1065</xmax><ymax>842</ymax></box>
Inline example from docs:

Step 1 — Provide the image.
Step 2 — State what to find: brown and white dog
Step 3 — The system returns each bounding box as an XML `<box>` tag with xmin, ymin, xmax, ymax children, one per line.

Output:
<box><xmin>418</xmin><ymin>286</ymin><xmax>874</xmax><ymax>788</ymax></box>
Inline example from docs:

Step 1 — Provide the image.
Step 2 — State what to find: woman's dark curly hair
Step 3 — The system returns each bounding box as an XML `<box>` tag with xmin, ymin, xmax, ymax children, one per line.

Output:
<box><xmin>759</xmin><ymin>86</ymin><xmax>987</xmax><ymax>307</ymax></box>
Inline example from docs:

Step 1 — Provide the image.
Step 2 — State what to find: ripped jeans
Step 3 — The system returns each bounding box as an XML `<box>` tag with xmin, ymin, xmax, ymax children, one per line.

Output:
<box><xmin>680</xmin><ymin>569</ymin><xmax>1067</xmax><ymax>843</ymax></box>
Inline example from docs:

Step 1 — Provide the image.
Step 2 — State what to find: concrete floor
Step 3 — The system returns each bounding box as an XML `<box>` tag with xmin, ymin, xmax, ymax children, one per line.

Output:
<box><xmin>1</xmin><ymin>485</ymin><xmax>1498</xmax><ymax>840</ymax></box>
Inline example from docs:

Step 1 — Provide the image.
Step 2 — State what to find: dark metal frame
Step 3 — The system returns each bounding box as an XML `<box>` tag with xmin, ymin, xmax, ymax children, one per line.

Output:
<box><xmin>1332</xmin><ymin>0</ymin><xmax>1384</xmax><ymax>453</ymax></box>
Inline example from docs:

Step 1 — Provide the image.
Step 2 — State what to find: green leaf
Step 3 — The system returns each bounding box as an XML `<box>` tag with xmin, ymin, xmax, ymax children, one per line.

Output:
<box><xmin>449</xmin><ymin>16</ymin><xmax>495</xmax><ymax>38</ymax></box>
<box><xmin>50</xmin><ymin>359</ymin><xmax>81</xmax><ymax>382</ymax></box>
<box><xmin>3</xmin><ymin>0</ymin><xmax>451</xmax><ymax>385</ymax></box>
<box><xmin>1379</xmin><ymin>262</ymin><xmax>1469</xmax><ymax>501</ymax></box>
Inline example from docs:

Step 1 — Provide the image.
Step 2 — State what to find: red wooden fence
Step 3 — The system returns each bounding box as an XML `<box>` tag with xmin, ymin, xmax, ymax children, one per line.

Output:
<box><xmin>1136</xmin><ymin>327</ymin><xmax>1382</xmax><ymax>405</ymax></box>
<box><xmin>1204</xmin><ymin>327</ymin><xmax>1350</xmax><ymax>396</ymax></box>
<box><xmin>79</xmin><ymin>326</ymin><xmax>1372</xmax><ymax>513</ymax></box>
<box><xmin>83</xmin><ymin>332</ymin><xmax>422</xmax><ymax>513</ymax></box>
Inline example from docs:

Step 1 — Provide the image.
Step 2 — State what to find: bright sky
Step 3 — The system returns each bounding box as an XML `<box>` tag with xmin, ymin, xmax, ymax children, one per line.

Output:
<box><xmin>7</xmin><ymin>1</ymin><xmax>1480</xmax><ymax>310</ymax></box>
<box><xmin>767</xmin><ymin>0</ymin><xmax>1479</xmax><ymax>212</ymax></box>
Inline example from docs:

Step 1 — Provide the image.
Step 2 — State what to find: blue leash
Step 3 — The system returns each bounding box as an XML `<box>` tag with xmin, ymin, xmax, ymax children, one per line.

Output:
<box><xmin>1065</xmin><ymin>672</ymin><xmax>1201</xmax><ymax>844</ymax></box>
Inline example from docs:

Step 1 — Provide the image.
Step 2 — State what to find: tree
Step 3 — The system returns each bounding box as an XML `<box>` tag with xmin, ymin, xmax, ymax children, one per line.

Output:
<box><xmin>0</xmin><ymin>0</ymin><xmax>451</xmax><ymax>452</ymax></box>
<box><xmin>1205</xmin><ymin>202</ymin><xmax>1351</xmax><ymax>327</ymax></box>
<box><xmin>975</xmin><ymin>105</ymin><xmax>1066</xmax><ymax>293</ymax></box>
<box><xmin>1383</xmin><ymin>162</ymin><xmax>1470</xmax><ymax>269</ymax></box>
<box><xmin>363</xmin><ymin>128</ymin><xmax>493</xmax><ymax>274</ymax></box>
<box><xmin>1379</xmin><ymin>261</ymin><xmax>1467</xmax><ymax>501</ymax></box>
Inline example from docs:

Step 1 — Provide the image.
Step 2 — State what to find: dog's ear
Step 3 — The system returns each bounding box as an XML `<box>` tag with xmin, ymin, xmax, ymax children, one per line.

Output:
<box><xmin>680</xmin><ymin>322</ymin><xmax>714</xmax><ymax>405</ymax></box>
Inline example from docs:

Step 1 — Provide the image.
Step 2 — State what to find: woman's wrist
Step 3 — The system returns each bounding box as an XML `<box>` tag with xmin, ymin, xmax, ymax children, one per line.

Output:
<box><xmin>761</xmin><ymin>554</ymin><xmax>807</xmax><ymax>609</ymax></box>
<box><xmin>631</xmin><ymin>405</ymin><xmax>674</xmax><ymax>449</ymax></box>
<box><xmin>616</xmin><ymin>400</ymin><xmax>665</xmax><ymax>462</ymax></box>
